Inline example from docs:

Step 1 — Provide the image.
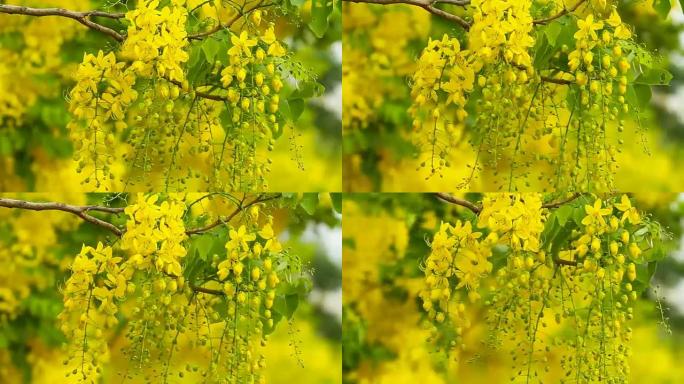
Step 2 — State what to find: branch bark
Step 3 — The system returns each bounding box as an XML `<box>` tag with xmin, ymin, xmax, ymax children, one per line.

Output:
<box><xmin>0</xmin><ymin>4</ymin><xmax>125</xmax><ymax>42</ymax></box>
<box><xmin>533</xmin><ymin>0</ymin><xmax>588</xmax><ymax>25</ymax></box>
<box><xmin>0</xmin><ymin>194</ymin><xmax>283</xmax><ymax>238</ymax></box>
<box><xmin>436</xmin><ymin>192</ymin><xmax>586</xmax><ymax>214</ymax></box>
<box><xmin>186</xmin><ymin>194</ymin><xmax>283</xmax><ymax>235</ymax></box>
<box><xmin>541</xmin><ymin>193</ymin><xmax>586</xmax><ymax>209</ymax></box>
<box><xmin>343</xmin><ymin>0</ymin><xmax>471</xmax><ymax>30</ymax></box>
<box><xmin>0</xmin><ymin>198</ymin><xmax>124</xmax><ymax>236</ymax></box>
<box><xmin>434</xmin><ymin>193</ymin><xmax>481</xmax><ymax>214</ymax></box>
<box><xmin>187</xmin><ymin>2</ymin><xmax>275</xmax><ymax>40</ymax></box>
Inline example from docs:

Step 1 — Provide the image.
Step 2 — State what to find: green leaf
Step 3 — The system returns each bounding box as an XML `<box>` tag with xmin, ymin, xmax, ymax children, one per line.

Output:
<box><xmin>331</xmin><ymin>193</ymin><xmax>342</xmax><ymax>213</ymax></box>
<box><xmin>279</xmin><ymin>97</ymin><xmax>304</xmax><ymax>121</ymax></box>
<box><xmin>533</xmin><ymin>30</ymin><xmax>554</xmax><ymax>68</ymax></box>
<box><xmin>544</xmin><ymin>23</ymin><xmax>562</xmax><ymax>47</ymax></box>
<box><xmin>634</xmin><ymin>68</ymin><xmax>673</xmax><ymax>85</ymax></box>
<box><xmin>554</xmin><ymin>205</ymin><xmax>574</xmax><ymax>227</ymax></box>
<box><xmin>626</xmin><ymin>84</ymin><xmax>651</xmax><ymax>108</ymax></box>
<box><xmin>284</xmin><ymin>294</ymin><xmax>299</xmax><ymax>319</ymax></box>
<box><xmin>289</xmin><ymin>0</ymin><xmax>307</xmax><ymax>5</ymax></box>
<box><xmin>309</xmin><ymin>0</ymin><xmax>333</xmax><ymax>38</ymax></box>
<box><xmin>194</xmin><ymin>234</ymin><xmax>214</xmax><ymax>259</ymax></box>
<box><xmin>300</xmin><ymin>193</ymin><xmax>319</xmax><ymax>214</ymax></box>
<box><xmin>291</xmin><ymin>81</ymin><xmax>325</xmax><ymax>99</ymax></box>
<box><xmin>287</xmin><ymin>98</ymin><xmax>305</xmax><ymax>121</ymax></box>
<box><xmin>653</xmin><ymin>0</ymin><xmax>671</xmax><ymax>19</ymax></box>
<box><xmin>201</xmin><ymin>38</ymin><xmax>221</xmax><ymax>62</ymax></box>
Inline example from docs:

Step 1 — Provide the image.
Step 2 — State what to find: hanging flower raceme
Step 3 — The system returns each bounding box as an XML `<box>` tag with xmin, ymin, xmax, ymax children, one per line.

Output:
<box><xmin>419</xmin><ymin>194</ymin><xmax>659</xmax><ymax>383</ymax></box>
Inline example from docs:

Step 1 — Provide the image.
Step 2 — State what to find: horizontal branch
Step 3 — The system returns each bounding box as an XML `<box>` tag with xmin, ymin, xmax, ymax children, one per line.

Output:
<box><xmin>0</xmin><ymin>198</ymin><xmax>124</xmax><ymax>236</ymax></box>
<box><xmin>541</xmin><ymin>75</ymin><xmax>573</xmax><ymax>85</ymax></box>
<box><xmin>554</xmin><ymin>258</ymin><xmax>578</xmax><ymax>266</ymax></box>
<box><xmin>190</xmin><ymin>283</ymin><xmax>224</xmax><ymax>295</ymax></box>
<box><xmin>186</xmin><ymin>194</ymin><xmax>283</xmax><ymax>235</ymax></box>
<box><xmin>436</xmin><ymin>192</ymin><xmax>586</xmax><ymax>214</ymax></box>
<box><xmin>541</xmin><ymin>193</ymin><xmax>586</xmax><ymax>209</ymax></box>
<box><xmin>343</xmin><ymin>0</ymin><xmax>471</xmax><ymax>30</ymax></box>
<box><xmin>533</xmin><ymin>0</ymin><xmax>588</xmax><ymax>25</ymax></box>
<box><xmin>188</xmin><ymin>2</ymin><xmax>275</xmax><ymax>40</ymax></box>
<box><xmin>434</xmin><ymin>193</ymin><xmax>481</xmax><ymax>214</ymax></box>
<box><xmin>165</xmin><ymin>78</ymin><xmax>227</xmax><ymax>102</ymax></box>
<box><xmin>0</xmin><ymin>194</ymin><xmax>283</xmax><ymax>239</ymax></box>
<box><xmin>0</xmin><ymin>4</ymin><xmax>125</xmax><ymax>42</ymax></box>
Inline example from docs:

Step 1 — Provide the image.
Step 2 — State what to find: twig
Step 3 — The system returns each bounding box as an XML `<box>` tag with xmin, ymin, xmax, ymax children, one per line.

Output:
<box><xmin>0</xmin><ymin>4</ymin><xmax>125</xmax><ymax>42</ymax></box>
<box><xmin>434</xmin><ymin>193</ymin><xmax>481</xmax><ymax>214</ymax></box>
<box><xmin>542</xmin><ymin>193</ymin><xmax>585</xmax><ymax>209</ymax></box>
<box><xmin>343</xmin><ymin>0</ymin><xmax>471</xmax><ymax>30</ymax></box>
<box><xmin>0</xmin><ymin>198</ymin><xmax>124</xmax><ymax>236</ymax></box>
<box><xmin>554</xmin><ymin>258</ymin><xmax>579</xmax><ymax>266</ymax></box>
<box><xmin>188</xmin><ymin>2</ymin><xmax>275</xmax><ymax>40</ymax></box>
<box><xmin>533</xmin><ymin>0</ymin><xmax>588</xmax><ymax>25</ymax></box>
<box><xmin>190</xmin><ymin>283</ymin><xmax>224</xmax><ymax>295</ymax></box>
<box><xmin>186</xmin><ymin>194</ymin><xmax>283</xmax><ymax>235</ymax></box>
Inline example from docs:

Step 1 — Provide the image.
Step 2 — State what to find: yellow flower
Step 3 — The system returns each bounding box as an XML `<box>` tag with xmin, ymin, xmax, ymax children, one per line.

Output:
<box><xmin>262</xmin><ymin>25</ymin><xmax>277</xmax><ymax>45</ymax></box>
<box><xmin>575</xmin><ymin>15</ymin><xmax>603</xmax><ymax>41</ymax></box>
<box><xmin>268</xmin><ymin>42</ymin><xmax>286</xmax><ymax>57</ymax></box>
<box><xmin>258</xmin><ymin>223</ymin><xmax>274</xmax><ymax>239</ymax></box>
<box><xmin>614</xmin><ymin>195</ymin><xmax>640</xmax><ymax>224</ymax></box>
<box><xmin>229</xmin><ymin>31</ymin><xmax>257</xmax><ymax>57</ymax></box>
<box><xmin>228</xmin><ymin>225</ymin><xmax>256</xmax><ymax>250</ymax></box>
<box><xmin>582</xmin><ymin>199</ymin><xmax>612</xmax><ymax>227</ymax></box>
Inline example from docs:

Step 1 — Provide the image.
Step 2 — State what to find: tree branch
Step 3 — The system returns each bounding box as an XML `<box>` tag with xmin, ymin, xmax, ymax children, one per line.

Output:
<box><xmin>434</xmin><ymin>193</ymin><xmax>481</xmax><ymax>214</ymax></box>
<box><xmin>554</xmin><ymin>258</ymin><xmax>578</xmax><ymax>266</ymax></box>
<box><xmin>0</xmin><ymin>4</ymin><xmax>125</xmax><ymax>42</ymax></box>
<box><xmin>186</xmin><ymin>194</ymin><xmax>283</xmax><ymax>235</ymax></box>
<box><xmin>343</xmin><ymin>0</ymin><xmax>471</xmax><ymax>30</ymax></box>
<box><xmin>0</xmin><ymin>198</ymin><xmax>124</xmax><ymax>236</ymax></box>
<box><xmin>533</xmin><ymin>0</ymin><xmax>588</xmax><ymax>25</ymax></box>
<box><xmin>436</xmin><ymin>192</ymin><xmax>586</xmax><ymax>214</ymax></box>
<box><xmin>541</xmin><ymin>193</ymin><xmax>585</xmax><ymax>209</ymax></box>
<box><xmin>190</xmin><ymin>283</ymin><xmax>224</xmax><ymax>295</ymax></box>
<box><xmin>187</xmin><ymin>2</ymin><xmax>275</xmax><ymax>40</ymax></box>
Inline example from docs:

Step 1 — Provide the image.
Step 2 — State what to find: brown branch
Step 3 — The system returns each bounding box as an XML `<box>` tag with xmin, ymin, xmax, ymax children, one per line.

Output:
<box><xmin>165</xmin><ymin>78</ymin><xmax>227</xmax><ymax>102</ymax></box>
<box><xmin>343</xmin><ymin>0</ymin><xmax>471</xmax><ymax>30</ymax></box>
<box><xmin>188</xmin><ymin>2</ymin><xmax>275</xmax><ymax>40</ymax></box>
<box><xmin>542</xmin><ymin>193</ymin><xmax>586</xmax><ymax>209</ymax></box>
<box><xmin>533</xmin><ymin>0</ymin><xmax>588</xmax><ymax>25</ymax></box>
<box><xmin>185</xmin><ymin>194</ymin><xmax>283</xmax><ymax>235</ymax></box>
<box><xmin>554</xmin><ymin>258</ymin><xmax>578</xmax><ymax>266</ymax></box>
<box><xmin>434</xmin><ymin>193</ymin><xmax>481</xmax><ymax>214</ymax></box>
<box><xmin>0</xmin><ymin>198</ymin><xmax>124</xmax><ymax>236</ymax></box>
<box><xmin>541</xmin><ymin>75</ymin><xmax>573</xmax><ymax>85</ymax></box>
<box><xmin>190</xmin><ymin>283</ymin><xmax>224</xmax><ymax>295</ymax></box>
<box><xmin>0</xmin><ymin>4</ymin><xmax>125</xmax><ymax>42</ymax></box>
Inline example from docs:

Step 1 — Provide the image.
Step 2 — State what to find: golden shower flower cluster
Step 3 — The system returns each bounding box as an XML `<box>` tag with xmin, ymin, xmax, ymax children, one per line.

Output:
<box><xmin>121</xmin><ymin>193</ymin><xmax>187</xmax><ymax>277</ymax></box>
<box><xmin>121</xmin><ymin>0</ymin><xmax>189</xmax><ymax>83</ymax></box>
<box><xmin>570</xmin><ymin>12</ymin><xmax>632</xmax><ymax>108</ymax></box>
<box><xmin>59</xmin><ymin>242</ymin><xmax>133</xmax><ymax>382</ymax></box>
<box><xmin>68</xmin><ymin>51</ymin><xmax>138</xmax><ymax>187</ymax></box>
<box><xmin>410</xmin><ymin>35</ymin><xmax>474</xmax><ymax>177</ymax></box>
<box><xmin>42</xmin><ymin>193</ymin><xmax>311</xmax><ymax>383</ymax></box>
<box><xmin>469</xmin><ymin>0</ymin><xmax>534</xmax><ymax>69</ymax></box>
<box><xmin>420</xmin><ymin>194</ymin><xmax>658</xmax><ymax>382</ymax></box>
<box><xmin>421</xmin><ymin>220</ymin><xmax>497</xmax><ymax>326</ymax></box>
<box><xmin>54</xmin><ymin>0</ymin><xmax>321</xmax><ymax>191</ymax></box>
<box><xmin>390</xmin><ymin>0</ymin><xmax>662</xmax><ymax>190</ymax></box>
<box><xmin>478</xmin><ymin>192</ymin><xmax>545</xmax><ymax>251</ymax></box>
<box><xmin>218</xmin><ymin>25</ymin><xmax>286</xmax><ymax>188</ymax></box>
